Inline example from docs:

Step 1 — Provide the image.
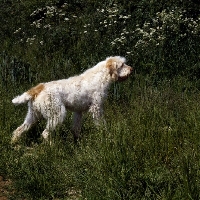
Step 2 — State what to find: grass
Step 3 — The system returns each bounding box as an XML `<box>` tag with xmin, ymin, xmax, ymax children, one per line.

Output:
<box><xmin>1</xmin><ymin>75</ymin><xmax>200</xmax><ymax>199</ymax></box>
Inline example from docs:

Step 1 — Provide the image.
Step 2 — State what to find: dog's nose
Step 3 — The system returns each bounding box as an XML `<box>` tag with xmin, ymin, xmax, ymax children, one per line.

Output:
<box><xmin>130</xmin><ymin>66</ymin><xmax>133</xmax><ymax>73</ymax></box>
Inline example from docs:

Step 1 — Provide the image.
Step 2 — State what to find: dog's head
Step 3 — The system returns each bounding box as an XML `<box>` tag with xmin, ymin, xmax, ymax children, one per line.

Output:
<box><xmin>106</xmin><ymin>56</ymin><xmax>133</xmax><ymax>81</ymax></box>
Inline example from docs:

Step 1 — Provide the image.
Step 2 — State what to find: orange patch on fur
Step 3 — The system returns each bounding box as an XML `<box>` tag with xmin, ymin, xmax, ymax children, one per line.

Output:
<box><xmin>106</xmin><ymin>59</ymin><xmax>118</xmax><ymax>80</ymax></box>
<box><xmin>27</xmin><ymin>83</ymin><xmax>44</xmax><ymax>99</ymax></box>
<box><xmin>106</xmin><ymin>60</ymin><xmax>113</xmax><ymax>72</ymax></box>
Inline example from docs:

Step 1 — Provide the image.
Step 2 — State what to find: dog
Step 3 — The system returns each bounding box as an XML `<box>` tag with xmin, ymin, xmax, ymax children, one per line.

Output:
<box><xmin>11</xmin><ymin>56</ymin><xmax>133</xmax><ymax>143</ymax></box>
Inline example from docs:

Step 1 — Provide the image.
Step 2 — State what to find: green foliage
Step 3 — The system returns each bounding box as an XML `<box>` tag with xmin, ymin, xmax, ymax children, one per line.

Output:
<box><xmin>1</xmin><ymin>0</ymin><xmax>199</xmax><ymax>80</ymax></box>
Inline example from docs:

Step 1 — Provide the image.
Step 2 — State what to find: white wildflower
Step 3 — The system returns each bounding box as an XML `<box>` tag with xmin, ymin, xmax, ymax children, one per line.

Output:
<box><xmin>14</xmin><ymin>28</ymin><xmax>21</xmax><ymax>34</ymax></box>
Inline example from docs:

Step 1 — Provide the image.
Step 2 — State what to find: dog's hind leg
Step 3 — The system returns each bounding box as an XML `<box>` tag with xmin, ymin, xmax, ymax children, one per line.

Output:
<box><xmin>11</xmin><ymin>104</ymin><xmax>38</xmax><ymax>144</ymax></box>
<box><xmin>41</xmin><ymin>104</ymin><xmax>66</xmax><ymax>141</ymax></box>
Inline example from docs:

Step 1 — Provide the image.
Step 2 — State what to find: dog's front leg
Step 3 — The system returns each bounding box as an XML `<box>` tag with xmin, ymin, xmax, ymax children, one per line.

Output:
<box><xmin>89</xmin><ymin>104</ymin><xmax>104</xmax><ymax>126</ymax></box>
<box><xmin>72</xmin><ymin>112</ymin><xmax>82</xmax><ymax>142</ymax></box>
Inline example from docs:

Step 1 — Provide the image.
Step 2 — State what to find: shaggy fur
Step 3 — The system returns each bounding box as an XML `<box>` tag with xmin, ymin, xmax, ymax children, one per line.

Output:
<box><xmin>11</xmin><ymin>56</ymin><xmax>133</xmax><ymax>143</ymax></box>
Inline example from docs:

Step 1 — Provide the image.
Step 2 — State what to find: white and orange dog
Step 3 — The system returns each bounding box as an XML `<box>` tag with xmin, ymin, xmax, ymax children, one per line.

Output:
<box><xmin>12</xmin><ymin>56</ymin><xmax>132</xmax><ymax>143</ymax></box>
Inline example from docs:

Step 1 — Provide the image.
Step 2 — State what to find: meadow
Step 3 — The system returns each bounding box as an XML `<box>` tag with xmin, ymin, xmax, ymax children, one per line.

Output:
<box><xmin>0</xmin><ymin>0</ymin><xmax>200</xmax><ymax>199</ymax></box>
<box><xmin>1</xmin><ymin>75</ymin><xmax>200</xmax><ymax>199</ymax></box>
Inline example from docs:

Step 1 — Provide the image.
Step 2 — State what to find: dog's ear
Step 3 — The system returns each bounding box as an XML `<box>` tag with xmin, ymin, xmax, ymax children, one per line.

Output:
<box><xmin>106</xmin><ymin>60</ymin><xmax>118</xmax><ymax>81</ymax></box>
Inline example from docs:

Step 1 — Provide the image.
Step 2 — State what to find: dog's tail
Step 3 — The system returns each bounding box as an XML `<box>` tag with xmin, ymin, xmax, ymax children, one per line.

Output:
<box><xmin>12</xmin><ymin>92</ymin><xmax>32</xmax><ymax>105</ymax></box>
<box><xmin>12</xmin><ymin>83</ymin><xmax>45</xmax><ymax>105</ymax></box>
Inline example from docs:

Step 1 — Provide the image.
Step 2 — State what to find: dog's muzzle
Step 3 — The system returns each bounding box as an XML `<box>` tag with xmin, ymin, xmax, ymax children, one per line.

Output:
<box><xmin>118</xmin><ymin>66</ymin><xmax>133</xmax><ymax>81</ymax></box>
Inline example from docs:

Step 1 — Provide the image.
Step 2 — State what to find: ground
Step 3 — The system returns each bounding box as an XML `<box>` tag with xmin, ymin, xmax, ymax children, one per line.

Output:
<box><xmin>0</xmin><ymin>176</ymin><xmax>11</xmax><ymax>200</ymax></box>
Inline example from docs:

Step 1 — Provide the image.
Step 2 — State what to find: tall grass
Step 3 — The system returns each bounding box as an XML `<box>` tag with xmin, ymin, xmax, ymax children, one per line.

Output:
<box><xmin>1</xmin><ymin>74</ymin><xmax>200</xmax><ymax>199</ymax></box>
